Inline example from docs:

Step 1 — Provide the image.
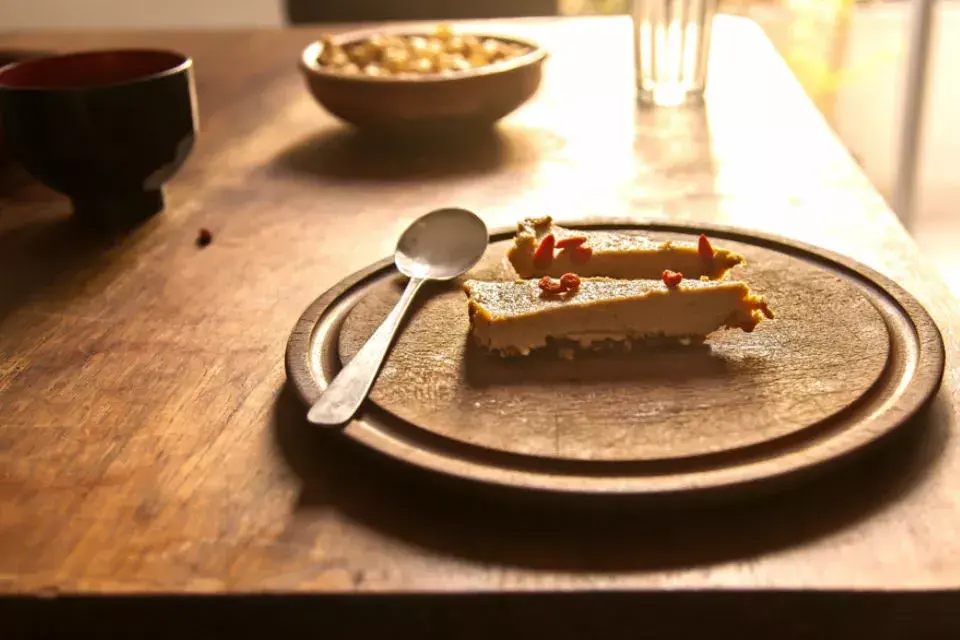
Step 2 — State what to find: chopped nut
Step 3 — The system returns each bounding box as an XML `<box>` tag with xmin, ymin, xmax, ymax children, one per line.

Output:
<box><xmin>698</xmin><ymin>234</ymin><xmax>714</xmax><ymax>260</ymax></box>
<box><xmin>662</xmin><ymin>270</ymin><xmax>683</xmax><ymax>287</ymax></box>
<box><xmin>559</xmin><ymin>272</ymin><xmax>581</xmax><ymax>292</ymax></box>
<box><xmin>555</xmin><ymin>236</ymin><xmax>587</xmax><ymax>250</ymax></box>
<box><xmin>538</xmin><ymin>275</ymin><xmax>564</xmax><ymax>294</ymax></box>
<box><xmin>569</xmin><ymin>246</ymin><xmax>592</xmax><ymax>264</ymax></box>
<box><xmin>314</xmin><ymin>26</ymin><xmax>533</xmax><ymax>77</ymax></box>
<box><xmin>533</xmin><ymin>233</ymin><xmax>556</xmax><ymax>268</ymax></box>
<box><xmin>539</xmin><ymin>272</ymin><xmax>581</xmax><ymax>296</ymax></box>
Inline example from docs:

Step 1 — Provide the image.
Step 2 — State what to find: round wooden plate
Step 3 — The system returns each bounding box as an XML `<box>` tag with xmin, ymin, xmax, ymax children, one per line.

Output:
<box><xmin>285</xmin><ymin>220</ymin><xmax>945</xmax><ymax>496</ymax></box>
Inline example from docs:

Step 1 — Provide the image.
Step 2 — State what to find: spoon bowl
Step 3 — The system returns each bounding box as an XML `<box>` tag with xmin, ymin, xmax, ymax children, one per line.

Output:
<box><xmin>395</xmin><ymin>207</ymin><xmax>489</xmax><ymax>280</ymax></box>
<box><xmin>308</xmin><ymin>207</ymin><xmax>488</xmax><ymax>426</ymax></box>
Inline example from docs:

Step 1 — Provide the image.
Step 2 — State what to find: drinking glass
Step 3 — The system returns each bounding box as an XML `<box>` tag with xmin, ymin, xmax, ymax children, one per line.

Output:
<box><xmin>632</xmin><ymin>0</ymin><xmax>717</xmax><ymax>106</ymax></box>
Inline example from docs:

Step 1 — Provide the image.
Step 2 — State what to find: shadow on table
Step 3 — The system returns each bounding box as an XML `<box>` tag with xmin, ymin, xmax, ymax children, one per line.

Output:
<box><xmin>269</xmin><ymin>125</ymin><xmax>539</xmax><ymax>183</ymax></box>
<box><xmin>271</xmin><ymin>381</ymin><xmax>950</xmax><ymax>573</ymax></box>
<box><xmin>0</xmin><ymin>44</ymin><xmax>157</xmax><ymax>324</ymax></box>
<box><xmin>0</xmin><ymin>206</ymin><xmax>155</xmax><ymax>324</ymax></box>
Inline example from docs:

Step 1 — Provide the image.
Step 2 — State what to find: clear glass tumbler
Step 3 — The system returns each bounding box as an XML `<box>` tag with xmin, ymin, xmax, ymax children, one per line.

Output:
<box><xmin>632</xmin><ymin>0</ymin><xmax>717</xmax><ymax>106</ymax></box>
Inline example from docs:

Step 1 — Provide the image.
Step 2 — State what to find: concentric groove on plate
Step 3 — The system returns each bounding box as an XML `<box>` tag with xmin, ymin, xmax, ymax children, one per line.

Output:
<box><xmin>286</xmin><ymin>221</ymin><xmax>944</xmax><ymax>495</ymax></box>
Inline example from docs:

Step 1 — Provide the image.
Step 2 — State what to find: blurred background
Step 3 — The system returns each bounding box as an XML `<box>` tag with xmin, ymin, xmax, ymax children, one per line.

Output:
<box><xmin>2</xmin><ymin>0</ymin><xmax>955</xmax><ymax>285</ymax></box>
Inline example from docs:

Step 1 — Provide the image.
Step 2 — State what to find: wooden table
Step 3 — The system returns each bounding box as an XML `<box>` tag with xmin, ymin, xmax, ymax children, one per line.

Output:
<box><xmin>2</xmin><ymin>16</ymin><xmax>959</xmax><ymax>637</ymax></box>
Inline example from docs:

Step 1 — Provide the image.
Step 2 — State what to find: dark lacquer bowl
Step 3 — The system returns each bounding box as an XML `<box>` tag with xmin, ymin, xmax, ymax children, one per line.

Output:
<box><xmin>299</xmin><ymin>27</ymin><xmax>546</xmax><ymax>135</ymax></box>
<box><xmin>0</xmin><ymin>49</ymin><xmax>198</xmax><ymax>227</ymax></box>
<box><xmin>0</xmin><ymin>50</ymin><xmax>57</xmax><ymax>158</ymax></box>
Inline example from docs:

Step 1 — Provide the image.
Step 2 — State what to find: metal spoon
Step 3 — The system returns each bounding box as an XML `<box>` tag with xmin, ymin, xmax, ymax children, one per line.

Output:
<box><xmin>307</xmin><ymin>207</ymin><xmax>489</xmax><ymax>426</ymax></box>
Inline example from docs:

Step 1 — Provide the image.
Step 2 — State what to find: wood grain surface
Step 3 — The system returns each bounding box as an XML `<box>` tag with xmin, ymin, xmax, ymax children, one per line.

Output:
<box><xmin>338</xmin><ymin>231</ymin><xmax>891</xmax><ymax>461</ymax></box>
<box><xmin>1</xmin><ymin>15</ymin><xmax>959</xmax><ymax>613</ymax></box>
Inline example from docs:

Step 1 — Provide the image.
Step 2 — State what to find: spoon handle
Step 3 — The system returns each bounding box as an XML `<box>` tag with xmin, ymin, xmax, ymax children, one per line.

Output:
<box><xmin>308</xmin><ymin>276</ymin><xmax>426</xmax><ymax>426</ymax></box>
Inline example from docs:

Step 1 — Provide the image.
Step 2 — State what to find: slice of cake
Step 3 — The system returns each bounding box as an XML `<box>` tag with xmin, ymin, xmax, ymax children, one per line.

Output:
<box><xmin>463</xmin><ymin>276</ymin><xmax>773</xmax><ymax>356</ymax></box>
<box><xmin>506</xmin><ymin>216</ymin><xmax>745</xmax><ymax>280</ymax></box>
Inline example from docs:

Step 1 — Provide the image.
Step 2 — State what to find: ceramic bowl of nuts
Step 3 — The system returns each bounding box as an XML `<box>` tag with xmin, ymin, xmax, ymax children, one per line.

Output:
<box><xmin>299</xmin><ymin>24</ymin><xmax>546</xmax><ymax>135</ymax></box>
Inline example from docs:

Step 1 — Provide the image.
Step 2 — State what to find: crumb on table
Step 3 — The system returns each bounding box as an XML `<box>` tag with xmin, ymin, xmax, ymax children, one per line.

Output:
<box><xmin>196</xmin><ymin>228</ymin><xmax>213</xmax><ymax>247</ymax></box>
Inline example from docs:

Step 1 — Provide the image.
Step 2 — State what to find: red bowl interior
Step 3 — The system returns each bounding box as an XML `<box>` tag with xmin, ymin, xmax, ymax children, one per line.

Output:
<box><xmin>0</xmin><ymin>49</ymin><xmax>188</xmax><ymax>90</ymax></box>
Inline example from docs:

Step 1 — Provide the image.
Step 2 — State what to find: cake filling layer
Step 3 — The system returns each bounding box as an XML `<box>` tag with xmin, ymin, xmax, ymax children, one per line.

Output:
<box><xmin>464</xmin><ymin>277</ymin><xmax>772</xmax><ymax>355</ymax></box>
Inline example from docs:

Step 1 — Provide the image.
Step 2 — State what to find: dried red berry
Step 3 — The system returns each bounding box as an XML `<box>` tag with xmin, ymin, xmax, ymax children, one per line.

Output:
<box><xmin>555</xmin><ymin>236</ymin><xmax>587</xmax><ymax>250</ymax></box>
<box><xmin>560</xmin><ymin>272</ymin><xmax>581</xmax><ymax>292</ymax></box>
<box><xmin>196</xmin><ymin>228</ymin><xmax>213</xmax><ymax>247</ymax></box>
<box><xmin>569</xmin><ymin>246</ymin><xmax>593</xmax><ymax>264</ymax></box>
<box><xmin>538</xmin><ymin>275</ymin><xmax>564</xmax><ymax>294</ymax></box>
<box><xmin>662</xmin><ymin>270</ymin><xmax>683</xmax><ymax>287</ymax></box>
<box><xmin>697</xmin><ymin>234</ymin><xmax>713</xmax><ymax>260</ymax></box>
<box><xmin>533</xmin><ymin>233</ymin><xmax>556</xmax><ymax>268</ymax></box>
